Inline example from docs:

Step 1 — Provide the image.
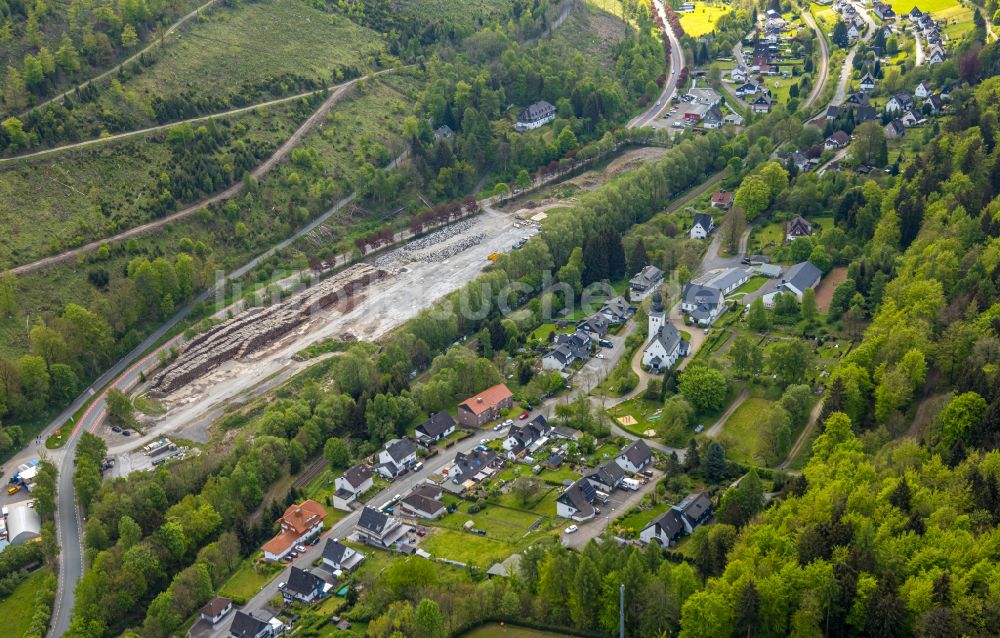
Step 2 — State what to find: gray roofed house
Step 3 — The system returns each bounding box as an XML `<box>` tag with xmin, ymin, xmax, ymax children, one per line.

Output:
<box><xmin>639</xmin><ymin>508</ymin><xmax>686</xmax><ymax>546</ymax></box>
<box><xmin>681</xmin><ymin>283</ymin><xmax>724</xmax><ymax>326</ymax></box>
<box><xmin>925</xmin><ymin>93</ymin><xmax>943</xmax><ymax>113</ymax></box>
<box><xmin>886</xmin><ymin>92</ymin><xmax>914</xmax><ymax>113</ymax></box>
<box><xmin>487</xmin><ymin>553</ymin><xmax>522</xmax><ymax>578</ymax></box>
<box><xmin>337</xmin><ymin>465</ymin><xmax>372</xmax><ymax>492</ymax></box>
<box><xmin>577</xmin><ymin>314</ymin><xmax>610</xmax><ymax>337</ymax></box>
<box><xmin>702</xmin><ymin>105</ymin><xmax>724</xmax><ymax>129</ymax></box>
<box><xmin>415</xmin><ymin>411</ymin><xmax>457</xmax><ymax>444</ymax></box>
<box><xmin>855</xmin><ymin>105</ymin><xmax>877</xmax><ymax>122</ymax></box>
<box><xmin>586</xmin><ymin>460</ymin><xmax>627</xmax><ymax>491</ymax></box>
<box><xmin>322</xmin><ymin>538</ymin><xmax>365</xmax><ymax>572</ymax></box>
<box><xmin>378</xmin><ymin>438</ymin><xmax>417</xmax><ymax>476</ymax></box>
<box><xmin>333</xmin><ymin>464</ymin><xmax>374</xmax><ymax>510</ymax></box>
<box><xmin>785</xmin><ymin>216</ymin><xmax>812</xmax><ymax>241</ymax></box>
<box><xmin>399</xmin><ymin>493</ymin><xmax>446</xmax><ymax>519</ymax></box>
<box><xmin>616</xmin><ymin>439</ymin><xmax>653</xmax><ymax>473</ymax></box>
<box><xmin>449</xmin><ymin>448</ymin><xmax>501</xmax><ymax>487</ymax></box>
<box><xmin>884</xmin><ymin>118</ymin><xmax>906</xmax><ymax>139</ymax></box>
<box><xmin>674</xmin><ymin>492</ymin><xmax>713</xmax><ymax>532</ymax></box>
<box><xmin>598</xmin><ymin>296</ymin><xmax>634</xmax><ymax>323</ymax></box>
<box><xmin>763</xmin><ymin>261</ymin><xmax>822</xmax><ymax>307</ymax></box>
<box><xmin>515</xmin><ymin>100</ymin><xmax>557</xmax><ymax>131</ymax></box>
<box><xmin>281</xmin><ymin>566</ymin><xmax>327</xmax><ymax>603</ymax></box>
<box><xmin>781</xmin><ymin>261</ymin><xmax>822</xmax><ymax>297</ymax></box>
<box><xmin>503</xmin><ymin>415</ymin><xmax>552</xmax><ymax>456</ymax></box>
<box><xmin>542</xmin><ymin>331</ymin><xmax>592</xmax><ymax>371</ymax></box>
<box><xmin>229</xmin><ymin>611</ymin><xmax>272</xmax><ymax>638</ymax></box>
<box><xmin>690</xmin><ymin>213</ymin><xmax>715</xmax><ymax>240</ymax></box>
<box><xmin>355</xmin><ymin>506</ymin><xmax>409</xmax><ymax>548</ymax></box>
<box><xmin>629</xmin><ymin>265</ymin><xmax>665</xmax><ymax>301</ymax></box>
<box><xmin>556</xmin><ymin>477</ymin><xmax>597</xmax><ymax>521</ymax></box>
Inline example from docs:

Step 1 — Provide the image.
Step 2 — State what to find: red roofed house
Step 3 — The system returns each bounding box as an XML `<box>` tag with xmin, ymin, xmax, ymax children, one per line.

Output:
<box><xmin>710</xmin><ymin>190</ymin><xmax>734</xmax><ymax>209</ymax></box>
<box><xmin>456</xmin><ymin>383</ymin><xmax>514</xmax><ymax>428</ymax></box>
<box><xmin>263</xmin><ymin>499</ymin><xmax>327</xmax><ymax>561</ymax></box>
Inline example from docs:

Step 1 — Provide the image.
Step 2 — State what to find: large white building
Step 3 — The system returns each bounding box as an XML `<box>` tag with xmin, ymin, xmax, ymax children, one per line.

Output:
<box><xmin>642</xmin><ymin>292</ymin><xmax>685</xmax><ymax>373</ymax></box>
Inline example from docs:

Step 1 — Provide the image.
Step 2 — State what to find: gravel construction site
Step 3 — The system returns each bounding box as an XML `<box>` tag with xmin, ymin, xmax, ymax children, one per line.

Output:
<box><xmin>136</xmin><ymin>207</ymin><xmax>529</xmax><ymax>442</ymax></box>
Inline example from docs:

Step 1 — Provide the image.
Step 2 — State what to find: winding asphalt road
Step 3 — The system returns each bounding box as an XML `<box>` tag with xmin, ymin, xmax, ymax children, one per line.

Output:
<box><xmin>37</xmin><ymin>3</ymin><xmax>700</xmax><ymax>633</ymax></box>
<box><xmin>629</xmin><ymin>0</ymin><xmax>684</xmax><ymax>128</ymax></box>
<box><xmin>44</xmin><ymin>189</ymin><xmax>360</xmax><ymax>637</ymax></box>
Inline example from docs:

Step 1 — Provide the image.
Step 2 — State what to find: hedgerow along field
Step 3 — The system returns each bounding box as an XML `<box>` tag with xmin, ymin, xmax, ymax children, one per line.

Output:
<box><xmin>61</xmin><ymin>0</ymin><xmax>389</xmax><ymax>133</ymax></box>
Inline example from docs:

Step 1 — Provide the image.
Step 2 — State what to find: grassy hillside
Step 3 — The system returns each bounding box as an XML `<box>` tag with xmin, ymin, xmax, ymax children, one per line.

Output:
<box><xmin>22</xmin><ymin>0</ymin><xmax>388</xmax><ymax>140</ymax></box>
<box><xmin>0</xmin><ymin>98</ymin><xmax>313</xmax><ymax>267</ymax></box>
<box><xmin>0</xmin><ymin>73</ymin><xmax>418</xmax><ymax>359</ymax></box>
<box><xmin>0</xmin><ymin>0</ymin><xmax>207</xmax><ymax>116</ymax></box>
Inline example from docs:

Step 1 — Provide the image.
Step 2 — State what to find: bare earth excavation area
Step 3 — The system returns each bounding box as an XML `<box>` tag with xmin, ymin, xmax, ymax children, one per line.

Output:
<box><xmin>138</xmin><ymin>207</ymin><xmax>527</xmax><ymax>440</ymax></box>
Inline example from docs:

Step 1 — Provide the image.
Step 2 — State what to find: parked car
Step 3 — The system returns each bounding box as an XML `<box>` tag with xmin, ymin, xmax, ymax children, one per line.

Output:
<box><xmin>122</xmin><ymin>430</ymin><xmax>131</xmax><ymax>436</ymax></box>
<box><xmin>294</xmin><ymin>544</ymin><xmax>306</xmax><ymax>553</ymax></box>
<box><xmin>519</xmin><ymin>411</ymin><xmax>530</xmax><ymax>420</ymax></box>
<box><xmin>416</xmin><ymin>529</ymin><xmax>427</xmax><ymax>537</ymax></box>
<box><xmin>414</xmin><ymin>462</ymin><xmax>423</xmax><ymax>471</ymax></box>
<box><xmin>641</xmin><ymin>470</ymin><xmax>654</xmax><ymax>479</ymax></box>
<box><xmin>493</xmin><ymin>422</ymin><xmax>506</xmax><ymax>431</ymax></box>
<box><xmin>564</xmin><ymin>525</ymin><xmax>579</xmax><ymax>534</ymax></box>
<box><xmin>694</xmin><ymin>424</ymin><xmax>705</xmax><ymax>434</ymax></box>
<box><xmin>111</xmin><ymin>426</ymin><xmax>121</xmax><ymax>433</ymax></box>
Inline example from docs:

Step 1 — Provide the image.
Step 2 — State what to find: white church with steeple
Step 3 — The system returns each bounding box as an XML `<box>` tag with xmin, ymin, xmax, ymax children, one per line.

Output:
<box><xmin>641</xmin><ymin>290</ymin><xmax>685</xmax><ymax>373</ymax></box>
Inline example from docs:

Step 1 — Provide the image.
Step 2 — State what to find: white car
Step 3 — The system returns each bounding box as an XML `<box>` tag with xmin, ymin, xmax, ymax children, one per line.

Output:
<box><xmin>565</xmin><ymin>525</ymin><xmax>579</xmax><ymax>534</ymax></box>
<box><xmin>294</xmin><ymin>544</ymin><xmax>306</xmax><ymax>553</ymax></box>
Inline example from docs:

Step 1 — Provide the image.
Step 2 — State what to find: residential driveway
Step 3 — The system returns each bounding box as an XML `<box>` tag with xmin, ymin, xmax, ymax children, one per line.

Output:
<box><xmin>561</xmin><ymin>473</ymin><xmax>660</xmax><ymax>548</ymax></box>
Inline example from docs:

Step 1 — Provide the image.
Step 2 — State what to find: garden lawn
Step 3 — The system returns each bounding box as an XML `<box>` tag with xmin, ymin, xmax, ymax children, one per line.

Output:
<box><xmin>734</xmin><ymin>276</ymin><xmax>768</xmax><ymax>294</ymax></box>
<box><xmin>219</xmin><ymin>558</ymin><xmax>282</xmax><ymax>602</ymax></box>
<box><xmin>679</xmin><ymin>4</ymin><xmax>733</xmax><ymax>37</ymax></box>
<box><xmin>750</xmin><ymin>221</ymin><xmax>786</xmax><ymax>252</ymax></box>
<box><xmin>529</xmin><ymin>322</ymin><xmax>576</xmax><ymax>342</ymax></box>
<box><xmin>420</xmin><ymin>528</ymin><xmax>519</xmax><ymax>566</ymax></box>
<box><xmin>616</xmin><ymin>502</ymin><xmax>670</xmax><ymax>534</ymax></box>
<box><xmin>537</xmin><ymin>466</ymin><xmax>581</xmax><ymax>485</ymax></box>
<box><xmin>0</xmin><ymin>570</ymin><xmax>48</xmax><ymax>638</ymax></box>
<box><xmin>716</xmin><ymin>397</ymin><xmax>776</xmax><ymax>465</ymax></box>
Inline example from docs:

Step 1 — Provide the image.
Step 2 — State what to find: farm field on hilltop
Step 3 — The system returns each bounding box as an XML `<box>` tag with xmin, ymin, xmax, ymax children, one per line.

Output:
<box><xmin>679</xmin><ymin>3</ymin><xmax>733</xmax><ymax>37</ymax></box>
<box><xmin>886</xmin><ymin>0</ymin><xmax>963</xmax><ymax>14</ymax></box>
